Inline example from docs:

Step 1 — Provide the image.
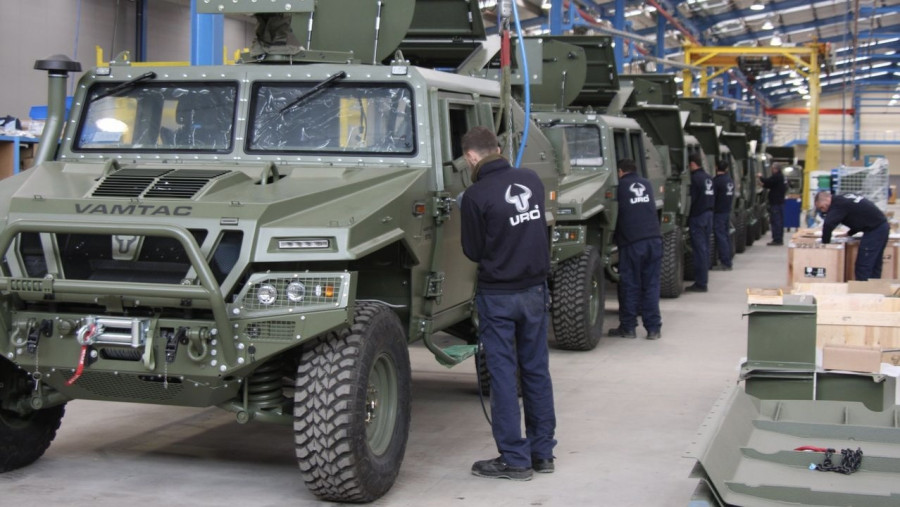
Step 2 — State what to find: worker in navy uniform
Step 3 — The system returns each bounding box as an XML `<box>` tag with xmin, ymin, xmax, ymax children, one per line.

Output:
<box><xmin>608</xmin><ymin>159</ymin><xmax>662</xmax><ymax>340</ymax></box>
<box><xmin>711</xmin><ymin>160</ymin><xmax>735</xmax><ymax>271</ymax></box>
<box><xmin>815</xmin><ymin>191</ymin><xmax>889</xmax><ymax>281</ymax></box>
<box><xmin>459</xmin><ymin>126</ymin><xmax>556</xmax><ymax>481</ymax></box>
<box><xmin>759</xmin><ymin>163</ymin><xmax>786</xmax><ymax>245</ymax></box>
<box><xmin>686</xmin><ymin>154</ymin><xmax>715</xmax><ymax>292</ymax></box>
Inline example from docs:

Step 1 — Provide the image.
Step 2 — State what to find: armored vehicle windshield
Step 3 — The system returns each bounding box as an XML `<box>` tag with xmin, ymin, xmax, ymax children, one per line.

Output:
<box><xmin>555</xmin><ymin>125</ymin><xmax>605</xmax><ymax>167</ymax></box>
<box><xmin>76</xmin><ymin>82</ymin><xmax>238</xmax><ymax>152</ymax></box>
<box><xmin>249</xmin><ymin>82</ymin><xmax>415</xmax><ymax>155</ymax></box>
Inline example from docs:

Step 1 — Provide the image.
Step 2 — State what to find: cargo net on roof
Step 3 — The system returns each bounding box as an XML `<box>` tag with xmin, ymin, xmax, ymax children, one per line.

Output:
<box><xmin>833</xmin><ymin>157</ymin><xmax>890</xmax><ymax>211</ymax></box>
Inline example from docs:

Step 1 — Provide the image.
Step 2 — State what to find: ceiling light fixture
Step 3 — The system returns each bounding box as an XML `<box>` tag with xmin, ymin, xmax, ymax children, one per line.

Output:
<box><xmin>761</xmin><ymin>19</ymin><xmax>774</xmax><ymax>30</ymax></box>
<box><xmin>750</xmin><ymin>0</ymin><xmax>765</xmax><ymax>11</ymax></box>
<box><xmin>770</xmin><ymin>34</ymin><xmax>783</xmax><ymax>46</ymax></box>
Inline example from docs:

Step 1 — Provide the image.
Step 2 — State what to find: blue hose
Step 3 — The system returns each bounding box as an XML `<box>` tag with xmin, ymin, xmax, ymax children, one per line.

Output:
<box><xmin>511</xmin><ymin>1</ymin><xmax>530</xmax><ymax>167</ymax></box>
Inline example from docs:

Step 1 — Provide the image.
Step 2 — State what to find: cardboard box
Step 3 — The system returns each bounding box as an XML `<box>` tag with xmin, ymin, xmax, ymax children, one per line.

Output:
<box><xmin>844</xmin><ymin>239</ymin><xmax>899</xmax><ymax>281</ymax></box>
<box><xmin>822</xmin><ymin>345</ymin><xmax>883</xmax><ymax>373</ymax></box>
<box><xmin>787</xmin><ymin>241</ymin><xmax>846</xmax><ymax>285</ymax></box>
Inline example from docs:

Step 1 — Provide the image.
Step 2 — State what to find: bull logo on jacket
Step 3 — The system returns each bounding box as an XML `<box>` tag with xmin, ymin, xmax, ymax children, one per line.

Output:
<box><xmin>505</xmin><ymin>183</ymin><xmax>541</xmax><ymax>226</ymax></box>
<box><xmin>726</xmin><ymin>182</ymin><xmax>734</xmax><ymax>196</ymax></box>
<box><xmin>705</xmin><ymin>179</ymin><xmax>714</xmax><ymax>196</ymax></box>
<box><xmin>629</xmin><ymin>182</ymin><xmax>650</xmax><ymax>204</ymax></box>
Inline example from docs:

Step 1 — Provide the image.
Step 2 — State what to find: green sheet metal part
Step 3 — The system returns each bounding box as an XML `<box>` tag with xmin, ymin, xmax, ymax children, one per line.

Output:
<box><xmin>689</xmin><ymin>386</ymin><xmax>900</xmax><ymax>507</ymax></box>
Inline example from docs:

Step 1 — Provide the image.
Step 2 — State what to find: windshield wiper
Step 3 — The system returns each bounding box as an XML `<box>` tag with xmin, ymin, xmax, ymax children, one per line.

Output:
<box><xmin>89</xmin><ymin>71</ymin><xmax>157</xmax><ymax>103</ymax></box>
<box><xmin>279</xmin><ymin>71</ymin><xmax>347</xmax><ymax>114</ymax></box>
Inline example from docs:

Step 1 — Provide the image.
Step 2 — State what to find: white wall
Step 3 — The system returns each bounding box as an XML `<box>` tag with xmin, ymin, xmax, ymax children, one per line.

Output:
<box><xmin>0</xmin><ymin>0</ymin><xmax>253</xmax><ymax>121</ymax></box>
<box><xmin>771</xmin><ymin>92</ymin><xmax>900</xmax><ymax>175</ymax></box>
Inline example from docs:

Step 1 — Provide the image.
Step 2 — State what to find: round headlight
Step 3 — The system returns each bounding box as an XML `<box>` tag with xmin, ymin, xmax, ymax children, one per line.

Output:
<box><xmin>257</xmin><ymin>284</ymin><xmax>277</xmax><ymax>305</ymax></box>
<box><xmin>286</xmin><ymin>281</ymin><xmax>306</xmax><ymax>302</ymax></box>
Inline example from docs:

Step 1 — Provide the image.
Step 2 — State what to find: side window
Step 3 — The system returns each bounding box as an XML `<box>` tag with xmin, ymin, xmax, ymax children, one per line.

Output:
<box><xmin>613</xmin><ymin>129</ymin><xmax>628</xmax><ymax>163</ymax></box>
<box><xmin>629</xmin><ymin>131</ymin><xmax>647</xmax><ymax>177</ymax></box>
<box><xmin>446</xmin><ymin>106</ymin><xmax>471</xmax><ymax>162</ymax></box>
<box><xmin>560</xmin><ymin>126</ymin><xmax>603</xmax><ymax>166</ymax></box>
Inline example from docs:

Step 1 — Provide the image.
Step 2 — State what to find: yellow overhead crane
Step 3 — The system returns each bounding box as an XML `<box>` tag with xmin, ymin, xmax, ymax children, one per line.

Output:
<box><xmin>681</xmin><ymin>43</ymin><xmax>832</xmax><ymax>211</ymax></box>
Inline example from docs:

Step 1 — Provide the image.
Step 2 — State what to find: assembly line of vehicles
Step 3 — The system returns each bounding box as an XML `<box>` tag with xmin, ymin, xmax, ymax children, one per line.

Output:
<box><xmin>0</xmin><ymin>0</ymin><xmax>776</xmax><ymax>503</ymax></box>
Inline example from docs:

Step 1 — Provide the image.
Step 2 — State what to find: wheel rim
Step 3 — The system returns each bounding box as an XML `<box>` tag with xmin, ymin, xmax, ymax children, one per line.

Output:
<box><xmin>365</xmin><ymin>352</ymin><xmax>398</xmax><ymax>456</ymax></box>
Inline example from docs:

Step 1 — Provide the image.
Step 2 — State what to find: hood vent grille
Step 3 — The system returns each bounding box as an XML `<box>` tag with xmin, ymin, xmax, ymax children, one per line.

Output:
<box><xmin>92</xmin><ymin>169</ymin><xmax>229</xmax><ymax>199</ymax></box>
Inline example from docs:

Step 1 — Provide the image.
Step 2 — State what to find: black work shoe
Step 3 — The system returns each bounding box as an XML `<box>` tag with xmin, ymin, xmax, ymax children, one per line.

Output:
<box><xmin>711</xmin><ymin>265</ymin><xmax>733</xmax><ymax>271</ymax></box>
<box><xmin>685</xmin><ymin>284</ymin><xmax>708</xmax><ymax>293</ymax></box>
<box><xmin>646</xmin><ymin>330</ymin><xmax>661</xmax><ymax>340</ymax></box>
<box><xmin>608</xmin><ymin>327</ymin><xmax>637</xmax><ymax>338</ymax></box>
<box><xmin>767</xmin><ymin>241</ymin><xmax>783</xmax><ymax>246</ymax></box>
<box><xmin>471</xmin><ymin>458</ymin><xmax>533</xmax><ymax>481</ymax></box>
<box><xmin>532</xmin><ymin>457</ymin><xmax>555</xmax><ymax>474</ymax></box>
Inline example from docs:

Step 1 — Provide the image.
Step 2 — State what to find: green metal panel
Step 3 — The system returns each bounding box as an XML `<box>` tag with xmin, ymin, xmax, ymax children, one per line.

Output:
<box><xmin>746</xmin><ymin>295</ymin><xmax>817</xmax><ymax>370</ymax></box>
<box><xmin>679</xmin><ymin>97</ymin><xmax>715</xmax><ymax>124</ymax></box>
<box><xmin>622</xmin><ymin>105</ymin><xmax>686</xmax><ymax>175</ymax></box>
<box><xmin>510</xmin><ymin>38</ymin><xmax>587</xmax><ymax>108</ymax></box>
<box><xmin>290</xmin><ymin>0</ymin><xmax>416</xmax><ymax>63</ymax></box>
<box><xmin>394</xmin><ymin>0</ymin><xmax>485</xmax><ymax>68</ymax></box>
<box><xmin>196</xmin><ymin>0</ymin><xmax>315</xmax><ymax>13</ymax></box>
<box><xmin>621</xmin><ymin>73</ymin><xmax>678</xmax><ymax>106</ymax></box>
<box><xmin>559</xmin><ymin>36</ymin><xmax>620</xmax><ymax>109</ymax></box>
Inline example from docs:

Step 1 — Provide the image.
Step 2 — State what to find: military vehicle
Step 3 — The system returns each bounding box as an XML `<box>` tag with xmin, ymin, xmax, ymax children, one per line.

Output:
<box><xmin>679</xmin><ymin>97</ymin><xmax>736</xmax><ymax>269</ymax></box>
<box><xmin>736</xmin><ymin>120</ymin><xmax>765</xmax><ymax>245</ymax></box>
<box><xmin>492</xmin><ymin>36</ymin><xmax>671</xmax><ymax>348</ymax></box>
<box><xmin>619</xmin><ymin>73</ymin><xmax>705</xmax><ymax>297</ymax></box>
<box><xmin>712</xmin><ymin>108</ymin><xmax>752</xmax><ymax>255</ymax></box>
<box><xmin>0</xmin><ymin>0</ymin><xmax>601</xmax><ymax>502</ymax></box>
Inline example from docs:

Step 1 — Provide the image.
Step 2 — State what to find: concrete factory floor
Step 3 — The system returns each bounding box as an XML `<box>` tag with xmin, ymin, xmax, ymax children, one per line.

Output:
<box><xmin>0</xmin><ymin>232</ymin><xmax>791</xmax><ymax>507</ymax></box>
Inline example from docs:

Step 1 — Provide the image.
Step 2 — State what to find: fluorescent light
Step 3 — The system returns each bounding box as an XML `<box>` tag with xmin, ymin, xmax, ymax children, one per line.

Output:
<box><xmin>761</xmin><ymin>20</ymin><xmax>774</xmax><ymax>30</ymax></box>
<box><xmin>750</xmin><ymin>0</ymin><xmax>765</xmax><ymax>11</ymax></box>
<box><xmin>771</xmin><ymin>35</ymin><xmax>783</xmax><ymax>46</ymax></box>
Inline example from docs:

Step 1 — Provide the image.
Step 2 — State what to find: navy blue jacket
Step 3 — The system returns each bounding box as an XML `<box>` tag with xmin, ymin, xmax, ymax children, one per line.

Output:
<box><xmin>761</xmin><ymin>171</ymin><xmax>786</xmax><ymax>205</ymax></box>
<box><xmin>614</xmin><ymin>171</ymin><xmax>661</xmax><ymax>247</ymax></box>
<box><xmin>461</xmin><ymin>156</ymin><xmax>550</xmax><ymax>292</ymax></box>
<box><xmin>713</xmin><ymin>173</ymin><xmax>735</xmax><ymax>214</ymax></box>
<box><xmin>821</xmin><ymin>194</ymin><xmax>887</xmax><ymax>243</ymax></box>
<box><xmin>689</xmin><ymin>168</ymin><xmax>715</xmax><ymax>217</ymax></box>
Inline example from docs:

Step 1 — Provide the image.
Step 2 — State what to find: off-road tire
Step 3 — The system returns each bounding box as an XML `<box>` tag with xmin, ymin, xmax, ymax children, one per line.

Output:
<box><xmin>660</xmin><ymin>228</ymin><xmax>684</xmax><ymax>298</ymax></box>
<box><xmin>683</xmin><ymin>239</ymin><xmax>695</xmax><ymax>282</ymax></box>
<box><xmin>746</xmin><ymin>216</ymin><xmax>757</xmax><ymax>247</ymax></box>
<box><xmin>734</xmin><ymin>211</ymin><xmax>747</xmax><ymax>254</ymax></box>
<box><xmin>551</xmin><ymin>246</ymin><xmax>604</xmax><ymax>351</ymax></box>
<box><xmin>294</xmin><ymin>303</ymin><xmax>411</xmax><ymax>503</ymax></box>
<box><xmin>0</xmin><ymin>358</ymin><xmax>66</xmax><ymax>472</ymax></box>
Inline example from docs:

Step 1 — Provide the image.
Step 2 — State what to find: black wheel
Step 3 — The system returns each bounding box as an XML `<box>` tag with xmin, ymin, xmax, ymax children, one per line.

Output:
<box><xmin>551</xmin><ymin>246</ymin><xmax>605</xmax><ymax>351</ymax></box>
<box><xmin>0</xmin><ymin>358</ymin><xmax>66</xmax><ymax>472</ymax></box>
<box><xmin>294</xmin><ymin>303</ymin><xmax>411</xmax><ymax>503</ymax></box>
<box><xmin>746</xmin><ymin>216</ymin><xmax>756</xmax><ymax>247</ymax></box>
<box><xmin>708</xmin><ymin>231</ymin><xmax>717</xmax><ymax>268</ymax></box>
<box><xmin>660</xmin><ymin>227</ymin><xmax>684</xmax><ymax>298</ymax></box>
<box><xmin>735</xmin><ymin>211</ymin><xmax>747</xmax><ymax>254</ymax></box>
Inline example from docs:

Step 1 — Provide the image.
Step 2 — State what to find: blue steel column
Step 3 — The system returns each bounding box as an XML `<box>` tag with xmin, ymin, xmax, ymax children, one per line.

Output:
<box><xmin>136</xmin><ymin>0</ymin><xmax>148</xmax><ymax>62</ymax></box>
<box><xmin>656</xmin><ymin>13</ymin><xmax>666</xmax><ymax>73</ymax></box>
<box><xmin>853</xmin><ymin>87</ymin><xmax>861</xmax><ymax>161</ymax></box>
<box><xmin>190</xmin><ymin>0</ymin><xmax>224</xmax><ymax>66</ymax></box>
<box><xmin>549</xmin><ymin>0</ymin><xmax>564</xmax><ymax>35</ymax></box>
<box><xmin>613</xmin><ymin>0</ymin><xmax>625</xmax><ymax>73</ymax></box>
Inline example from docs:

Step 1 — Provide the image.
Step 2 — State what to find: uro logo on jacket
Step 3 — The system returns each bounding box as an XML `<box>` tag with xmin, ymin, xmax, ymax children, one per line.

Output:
<box><xmin>726</xmin><ymin>182</ymin><xmax>734</xmax><ymax>196</ymax></box>
<box><xmin>705</xmin><ymin>179</ymin><xmax>714</xmax><ymax>195</ymax></box>
<box><xmin>629</xmin><ymin>182</ymin><xmax>651</xmax><ymax>204</ymax></box>
<box><xmin>505</xmin><ymin>183</ymin><xmax>541</xmax><ymax>226</ymax></box>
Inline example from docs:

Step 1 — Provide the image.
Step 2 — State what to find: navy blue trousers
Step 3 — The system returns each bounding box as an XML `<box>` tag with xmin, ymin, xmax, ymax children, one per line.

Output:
<box><xmin>689</xmin><ymin>211</ymin><xmax>713</xmax><ymax>288</ymax></box>
<box><xmin>618</xmin><ymin>237</ymin><xmax>662</xmax><ymax>332</ymax></box>
<box><xmin>769</xmin><ymin>204</ymin><xmax>784</xmax><ymax>243</ymax></box>
<box><xmin>856</xmin><ymin>221</ymin><xmax>890</xmax><ymax>281</ymax></box>
<box><xmin>713</xmin><ymin>212</ymin><xmax>732</xmax><ymax>268</ymax></box>
<box><xmin>476</xmin><ymin>283</ymin><xmax>556</xmax><ymax>467</ymax></box>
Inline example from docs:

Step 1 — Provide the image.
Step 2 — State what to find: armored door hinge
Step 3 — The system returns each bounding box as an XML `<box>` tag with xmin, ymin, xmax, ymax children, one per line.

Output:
<box><xmin>432</xmin><ymin>194</ymin><xmax>454</xmax><ymax>225</ymax></box>
<box><xmin>425</xmin><ymin>272</ymin><xmax>445</xmax><ymax>302</ymax></box>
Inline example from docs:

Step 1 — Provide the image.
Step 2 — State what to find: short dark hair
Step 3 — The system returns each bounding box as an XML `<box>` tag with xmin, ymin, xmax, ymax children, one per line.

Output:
<box><xmin>771</xmin><ymin>163</ymin><xmax>781</xmax><ymax>172</ymax></box>
<box><xmin>815</xmin><ymin>190</ymin><xmax>832</xmax><ymax>205</ymax></box>
<box><xmin>617</xmin><ymin>159</ymin><xmax>637</xmax><ymax>173</ymax></box>
<box><xmin>716</xmin><ymin>160</ymin><xmax>729</xmax><ymax>173</ymax></box>
<box><xmin>688</xmin><ymin>154</ymin><xmax>703</xmax><ymax>167</ymax></box>
<box><xmin>461</xmin><ymin>126</ymin><xmax>500</xmax><ymax>156</ymax></box>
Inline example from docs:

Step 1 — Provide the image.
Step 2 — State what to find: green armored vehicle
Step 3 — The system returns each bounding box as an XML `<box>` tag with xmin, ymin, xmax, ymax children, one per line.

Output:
<box><xmin>736</xmin><ymin>120</ymin><xmax>765</xmax><ymax>245</ymax></box>
<box><xmin>0</xmin><ymin>0</ymin><xmax>596</xmax><ymax>502</ymax></box>
<box><xmin>494</xmin><ymin>36</ymin><xmax>669</xmax><ymax>347</ymax></box>
<box><xmin>619</xmin><ymin>73</ymin><xmax>706</xmax><ymax>296</ymax></box>
<box><xmin>712</xmin><ymin>108</ymin><xmax>753</xmax><ymax>255</ymax></box>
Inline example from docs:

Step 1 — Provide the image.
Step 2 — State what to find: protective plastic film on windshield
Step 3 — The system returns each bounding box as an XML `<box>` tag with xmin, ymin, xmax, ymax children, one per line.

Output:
<box><xmin>559</xmin><ymin>125</ymin><xmax>604</xmax><ymax>167</ymax></box>
<box><xmin>75</xmin><ymin>83</ymin><xmax>237</xmax><ymax>152</ymax></box>
<box><xmin>248</xmin><ymin>83</ymin><xmax>415</xmax><ymax>155</ymax></box>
